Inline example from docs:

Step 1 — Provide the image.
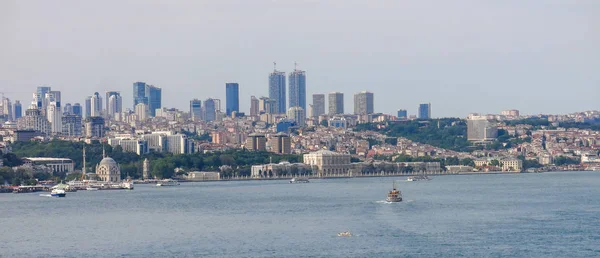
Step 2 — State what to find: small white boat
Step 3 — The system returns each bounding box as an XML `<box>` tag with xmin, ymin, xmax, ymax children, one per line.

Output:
<box><xmin>50</xmin><ymin>189</ymin><xmax>66</xmax><ymax>197</ymax></box>
<box><xmin>290</xmin><ymin>178</ymin><xmax>309</xmax><ymax>183</ymax></box>
<box><xmin>337</xmin><ymin>231</ymin><xmax>352</xmax><ymax>237</ymax></box>
<box><xmin>156</xmin><ymin>179</ymin><xmax>180</xmax><ymax>187</ymax></box>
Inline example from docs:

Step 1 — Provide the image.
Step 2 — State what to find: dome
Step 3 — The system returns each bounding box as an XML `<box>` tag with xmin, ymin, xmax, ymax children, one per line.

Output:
<box><xmin>99</xmin><ymin>157</ymin><xmax>117</xmax><ymax>167</ymax></box>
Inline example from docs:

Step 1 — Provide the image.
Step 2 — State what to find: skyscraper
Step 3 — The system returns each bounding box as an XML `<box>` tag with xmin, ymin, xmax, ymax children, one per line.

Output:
<box><xmin>288</xmin><ymin>67</ymin><xmax>306</xmax><ymax>111</ymax></box>
<box><xmin>353</xmin><ymin>91</ymin><xmax>374</xmax><ymax>115</ymax></box>
<box><xmin>397</xmin><ymin>109</ymin><xmax>408</xmax><ymax>119</ymax></box>
<box><xmin>418</xmin><ymin>103</ymin><xmax>431</xmax><ymax>119</ymax></box>
<box><xmin>84</xmin><ymin>96</ymin><xmax>92</xmax><ymax>118</ymax></box>
<box><xmin>225</xmin><ymin>83</ymin><xmax>239</xmax><ymax>116</ymax></box>
<box><xmin>133</xmin><ymin>82</ymin><xmax>147</xmax><ymax>108</ymax></box>
<box><xmin>287</xmin><ymin>106</ymin><xmax>306</xmax><ymax>127</ymax></box>
<box><xmin>18</xmin><ymin>103</ymin><xmax>51</xmax><ymax>135</ymax></box>
<box><xmin>107</xmin><ymin>94</ymin><xmax>122</xmax><ymax>118</ymax></box>
<box><xmin>13</xmin><ymin>100</ymin><xmax>22</xmax><ymax>120</ymax></box>
<box><xmin>259</xmin><ymin>97</ymin><xmax>275</xmax><ymax>114</ymax></box>
<box><xmin>328</xmin><ymin>92</ymin><xmax>344</xmax><ymax>115</ymax></box>
<box><xmin>90</xmin><ymin>92</ymin><xmax>102</xmax><ymax>117</ymax></box>
<box><xmin>84</xmin><ymin>117</ymin><xmax>105</xmax><ymax>138</ymax></box>
<box><xmin>62</xmin><ymin>114</ymin><xmax>82</xmax><ymax>137</ymax></box>
<box><xmin>35</xmin><ymin>86</ymin><xmax>52</xmax><ymax>110</ymax></box>
<box><xmin>312</xmin><ymin>94</ymin><xmax>325</xmax><ymax>118</ymax></box>
<box><xmin>190</xmin><ymin>99</ymin><xmax>202</xmax><ymax>121</ymax></box>
<box><xmin>63</xmin><ymin>103</ymin><xmax>72</xmax><ymax>115</ymax></box>
<box><xmin>1</xmin><ymin>97</ymin><xmax>12</xmax><ymax>121</ymax></box>
<box><xmin>250</xmin><ymin>96</ymin><xmax>259</xmax><ymax>116</ymax></box>
<box><xmin>133</xmin><ymin>82</ymin><xmax>161</xmax><ymax>117</ymax></box>
<box><xmin>145</xmin><ymin>85</ymin><xmax>162</xmax><ymax>117</ymax></box>
<box><xmin>203</xmin><ymin>98</ymin><xmax>217</xmax><ymax>122</ymax></box>
<box><xmin>269</xmin><ymin>69</ymin><xmax>286</xmax><ymax>113</ymax></box>
<box><xmin>106</xmin><ymin>91</ymin><xmax>122</xmax><ymax>117</ymax></box>
<box><xmin>72</xmin><ymin>103</ymin><xmax>82</xmax><ymax>117</ymax></box>
<box><xmin>47</xmin><ymin>101</ymin><xmax>62</xmax><ymax>134</ymax></box>
<box><xmin>135</xmin><ymin>103</ymin><xmax>149</xmax><ymax>121</ymax></box>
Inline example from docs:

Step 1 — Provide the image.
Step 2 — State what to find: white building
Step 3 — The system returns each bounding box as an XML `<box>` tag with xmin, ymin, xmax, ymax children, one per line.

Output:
<box><xmin>96</xmin><ymin>156</ymin><xmax>121</xmax><ymax>182</ymax></box>
<box><xmin>135</xmin><ymin>103</ymin><xmax>149</xmax><ymax>121</ymax></box>
<box><xmin>303</xmin><ymin>150</ymin><xmax>352</xmax><ymax>177</ymax></box>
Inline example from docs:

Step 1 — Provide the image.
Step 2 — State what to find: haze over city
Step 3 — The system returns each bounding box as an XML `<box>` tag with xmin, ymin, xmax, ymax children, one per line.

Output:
<box><xmin>1</xmin><ymin>0</ymin><xmax>598</xmax><ymax>117</ymax></box>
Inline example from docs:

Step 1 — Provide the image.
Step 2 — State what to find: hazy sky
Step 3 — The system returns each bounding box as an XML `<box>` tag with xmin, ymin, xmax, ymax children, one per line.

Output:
<box><xmin>1</xmin><ymin>0</ymin><xmax>598</xmax><ymax>117</ymax></box>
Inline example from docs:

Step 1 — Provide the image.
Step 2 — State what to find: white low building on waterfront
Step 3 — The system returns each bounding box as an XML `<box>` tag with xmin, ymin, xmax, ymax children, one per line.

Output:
<box><xmin>22</xmin><ymin>157</ymin><xmax>75</xmax><ymax>174</ymax></box>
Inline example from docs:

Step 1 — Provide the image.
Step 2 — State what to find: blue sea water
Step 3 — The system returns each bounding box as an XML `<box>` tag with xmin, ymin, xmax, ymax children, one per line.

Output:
<box><xmin>1</xmin><ymin>171</ymin><xmax>599</xmax><ymax>258</ymax></box>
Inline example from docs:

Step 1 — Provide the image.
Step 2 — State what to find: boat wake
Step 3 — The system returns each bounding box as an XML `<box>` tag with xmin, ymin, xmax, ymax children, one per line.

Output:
<box><xmin>376</xmin><ymin>200</ymin><xmax>414</xmax><ymax>204</ymax></box>
<box><xmin>39</xmin><ymin>194</ymin><xmax>53</xmax><ymax>197</ymax></box>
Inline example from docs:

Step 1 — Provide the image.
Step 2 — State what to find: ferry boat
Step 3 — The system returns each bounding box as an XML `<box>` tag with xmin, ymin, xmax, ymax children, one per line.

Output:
<box><xmin>406</xmin><ymin>175</ymin><xmax>431</xmax><ymax>182</ymax></box>
<box><xmin>120</xmin><ymin>181</ymin><xmax>134</xmax><ymax>190</ymax></box>
<box><xmin>50</xmin><ymin>189</ymin><xmax>66</xmax><ymax>197</ymax></box>
<box><xmin>290</xmin><ymin>178</ymin><xmax>310</xmax><ymax>183</ymax></box>
<box><xmin>386</xmin><ymin>181</ymin><xmax>402</xmax><ymax>202</ymax></box>
<box><xmin>156</xmin><ymin>179</ymin><xmax>180</xmax><ymax>187</ymax></box>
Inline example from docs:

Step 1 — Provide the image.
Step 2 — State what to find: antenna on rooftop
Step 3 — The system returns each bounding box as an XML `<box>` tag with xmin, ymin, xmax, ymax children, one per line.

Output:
<box><xmin>294</xmin><ymin>62</ymin><xmax>298</xmax><ymax>71</ymax></box>
<box><xmin>273</xmin><ymin>61</ymin><xmax>277</xmax><ymax>71</ymax></box>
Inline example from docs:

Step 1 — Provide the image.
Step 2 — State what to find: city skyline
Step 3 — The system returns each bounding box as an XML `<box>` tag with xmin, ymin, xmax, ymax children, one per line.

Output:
<box><xmin>1</xmin><ymin>1</ymin><xmax>598</xmax><ymax>117</ymax></box>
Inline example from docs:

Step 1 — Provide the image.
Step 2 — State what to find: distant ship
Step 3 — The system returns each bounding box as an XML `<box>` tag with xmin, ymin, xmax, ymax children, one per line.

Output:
<box><xmin>406</xmin><ymin>175</ymin><xmax>431</xmax><ymax>182</ymax></box>
<box><xmin>386</xmin><ymin>181</ymin><xmax>402</xmax><ymax>202</ymax></box>
<box><xmin>50</xmin><ymin>189</ymin><xmax>66</xmax><ymax>197</ymax></box>
<box><xmin>156</xmin><ymin>179</ymin><xmax>180</xmax><ymax>187</ymax></box>
<box><xmin>290</xmin><ymin>178</ymin><xmax>310</xmax><ymax>183</ymax></box>
<box><xmin>337</xmin><ymin>231</ymin><xmax>352</xmax><ymax>237</ymax></box>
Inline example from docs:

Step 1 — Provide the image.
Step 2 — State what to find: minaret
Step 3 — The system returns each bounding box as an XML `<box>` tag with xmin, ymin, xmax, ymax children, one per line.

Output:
<box><xmin>82</xmin><ymin>146</ymin><xmax>87</xmax><ymax>180</ymax></box>
<box><xmin>143</xmin><ymin>158</ymin><xmax>150</xmax><ymax>180</ymax></box>
<box><xmin>102</xmin><ymin>144</ymin><xmax>106</xmax><ymax>158</ymax></box>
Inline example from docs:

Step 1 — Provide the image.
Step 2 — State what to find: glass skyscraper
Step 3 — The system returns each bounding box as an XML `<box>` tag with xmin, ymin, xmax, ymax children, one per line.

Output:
<box><xmin>72</xmin><ymin>103</ymin><xmax>82</xmax><ymax>117</ymax></box>
<box><xmin>203</xmin><ymin>98</ymin><xmax>216</xmax><ymax>122</ymax></box>
<box><xmin>133</xmin><ymin>82</ymin><xmax>147</xmax><ymax>108</ymax></box>
<box><xmin>288</xmin><ymin>69</ymin><xmax>306</xmax><ymax>111</ymax></box>
<box><xmin>132</xmin><ymin>82</ymin><xmax>161</xmax><ymax>117</ymax></box>
<box><xmin>13</xmin><ymin>100</ymin><xmax>22</xmax><ymax>120</ymax></box>
<box><xmin>269</xmin><ymin>70</ymin><xmax>286</xmax><ymax>113</ymax></box>
<box><xmin>225</xmin><ymin>83</ymin><xmax>239</xmax><ymax>116</ymax></box>
<box><xmin>418</xmin><ymin>103</ymin><xmax>431</xmax><ymax>119</ymax></box>
<box><xmin>190</xmin><ymin>99</ymin><xmax>202</xmax><ymax>121</ymax></box>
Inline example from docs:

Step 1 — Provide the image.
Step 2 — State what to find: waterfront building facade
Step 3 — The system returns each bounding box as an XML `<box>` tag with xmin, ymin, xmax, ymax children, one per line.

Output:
<box><xmin>303</xmin><ymin>150</ymin><xmax>352</xmax><ymax>177</ymax></box>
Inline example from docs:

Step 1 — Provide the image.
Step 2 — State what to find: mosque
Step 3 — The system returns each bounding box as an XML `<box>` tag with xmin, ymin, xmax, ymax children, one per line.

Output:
<box><xmin>95</xmin><ymin>148</ymin><xmax>121</xmax><ymax>182</ymax></box>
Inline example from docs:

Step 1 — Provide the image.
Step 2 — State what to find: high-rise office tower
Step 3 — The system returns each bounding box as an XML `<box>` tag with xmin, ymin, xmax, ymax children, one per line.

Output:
<box><xmin>288</xmin><ymin>67</ymin><xmax>306</xmax><ymax>111</ymax></box>
<box><xmin>72</xmin><ymin>103</ymin><xmax>82</xmax><ymax>117</ymax></box>
<box><xmin>269</xmin><ymin>68</ymin><xmax>286</xmax><ymax>113</ymax></box>
<box><xmin>203</xmin><ymin>98</ymin><xmax>217</xmax><ymax>122</ymax></box>
<box><xmin>353</xmin><ymin>91</ymin><xmax>374</xmax><ymax>115</ymax></box>
<box><xmin>35</xmin><ymin>86</ymin><xmax>52</xmax><ymax>110</ymax></box>
<box><xmin>63</xmin><ymin>103</ymin><xmax>73</xmax><ymax>115</ymax></box>
<box><xmin>250</xmin><ymin>96</ymin><xmax>259</xmax><ymax>116</ymax></box>
<box><xmin>145</xmin><ymin>85</ymin><xmax>161</xmax><ymax>117</ymax></box>
<box><xmin>418</xmin><ymin>103</ymin><xmax>431</xmax><ymax>119</ymax></box>
<box><xmin>133</xmin><ymin>82</ymin><xmax>148</xmax><ymax>108</ymax></box>
<box><xmin>62</xmin><ymin>114</ymin><xmax>82</xmax><ymax>137</ymax></box>
<box><xmin>13</xmin><ymin>100</ymin><xmax>22</xmax><ymax>120</ymax></box>
<box><xmin>259</xmin><ymin>97</ymin><xmax>275</xmax><ymax>114</ymax></box>
<box><xmin>107</xmin><ymin>94</ymin><xmax>122</xmax><ymax>118</ymax></box>
<box><xmin>47</xmin><ymin>101</ymin><xmax>62</xmax><ymax>134</ymax></box>
<box><xmin>106</xmin><ymin>91</ymin><xmax>122</xmax><ymax>117</ymax></box>
<box><xmin>1</xmin><ymin>97</ymin><xmax>12</xmax><ymax>121</ymax></box>
<box><xmin>135</xmin><ymin>103</ymin><xmax>149</xmax><ymax>121</ymax></box>
<box><xmin>84</xmin><ymin>117</ymin><xmax>105</xmax><ymax>138</ymax></box>
<box><xmin>287</xmin><ymin>106</ymin><xmax>306</xmax><ymax>127</ymax></box>
<box><xmin>397</xmin><ymin>109</ymin><xmax>408</xmax><ymax>119</ymax></box>
<box><xmin>225</xmin><ymin>83</ymin><xmax>239</xmax><ymax>116</ymax></box>
<box><xmin>190</xmin><ymin>99</ymin><xmax>202</xmax><ymax>121</ymax></box>
<box><xmin>84</xmin><ymin>96</ymin><xmax>92</xmax><ymax>118</ymax></box>
<box><xmin>312</xmin><ymin>94</ymin><xmax>325</xmax><ymax>118</ymax></box>
<box><xmin>328</xmin><ymin>92</ymin><xmax>344</xmax><ymax>115</ymax></box>
<box><xmin>90</xmin><ymin>92</ymin><xmax>102</xmax><ymax>117</ymax></box>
